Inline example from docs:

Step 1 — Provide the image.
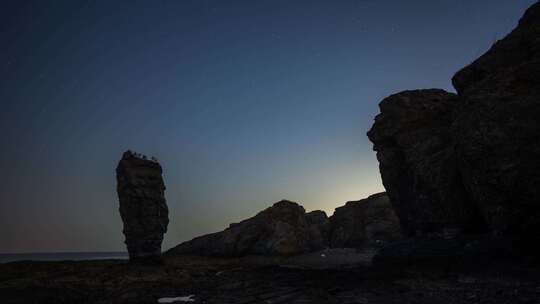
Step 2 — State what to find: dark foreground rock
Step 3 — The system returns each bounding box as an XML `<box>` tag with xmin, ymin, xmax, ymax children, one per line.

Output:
<box><xmin>167</xmin><ymin>200</ymin><xmax>328</xmax><ymax>256</ymax></box>
<box><xmin>329</xmin><ymin>192</ymin><xmax>402</xmax><ymax>248</ymax></box>
<box><xmin>116</xmin><ymin>151</ymin><xmax>169</xmax><ymax>261</ymax></box>
<box><xmin>1</xmin><ymin>256</ymin><xmax>539</xmax><ymax>304</ymax></box>
<box><xmin>373</xmin><ymin>236</ymin><xmax>519</xmax><ymax>272</ymax></box>
<box><xmin>367</xmin><ymin>2</ymin><xmax>540</xmax><ymax>247</ymax></box>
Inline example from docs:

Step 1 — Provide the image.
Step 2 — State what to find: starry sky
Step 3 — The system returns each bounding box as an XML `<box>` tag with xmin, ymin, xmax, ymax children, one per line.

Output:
<box><xmin>0</xmin><ymin>0</ymin><xmax>536</xmax><ymax>253</ymax></box>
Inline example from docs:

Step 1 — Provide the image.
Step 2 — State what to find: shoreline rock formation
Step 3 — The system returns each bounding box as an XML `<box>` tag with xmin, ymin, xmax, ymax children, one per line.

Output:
<box><xmin>367</xmin><ymin>2</ymin><xmax>540</xmax><ymax>250</ymax></box>
<box><xmin>329</xmin><ymin>192</ymin><xmax>402</xmax><ymax>248</ymax></box>
<box><xmin>366</xmin><ymin>89</ymin><xmax>485</xmax><ymax>237</ymax></box>
<box><xmin>167</xmin><ymin>193</ymin><xmax>401</xmax><ymax>257</ymax></box>
<box><xmin>116</xmin><ymin>150</ymin><xmax>169</xmax><ymax>262</ymax></box>
<box><xmin>167</xmin><ymin>200</ymin><xmax>327</xmax><ymax>256</ymax></box>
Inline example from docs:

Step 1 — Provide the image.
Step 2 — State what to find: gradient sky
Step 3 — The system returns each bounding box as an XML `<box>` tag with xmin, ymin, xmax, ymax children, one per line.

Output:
<box><xmin>1</xmin><ymin>0</ymin><xmax>536</xmax><ymax>253</ymax></box>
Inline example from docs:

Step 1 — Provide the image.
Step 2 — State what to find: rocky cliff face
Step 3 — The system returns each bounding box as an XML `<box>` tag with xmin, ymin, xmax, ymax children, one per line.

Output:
<box><xmin>116</xmin><ymin>151</ymin><xmax>169</xmax><ymax>261</ymax></box>
<box><xmin>167</xmin><ymin>200</ymin><xmax>328</xmax><ymax>256</ymax></box>
<box><xmin>329</xmin><ymin>192</ymin><xmax>402</xmax><ymax>248</ymax></box>
<box><xmin>451</xmin><ymin>3</ymin><xmax>540</xmax><ymax>238</ymax></box>
<box><xmin>368</xmin><ymin>2</ymin><xmax>540</xmax><ymax>244</ymax></box>
<box><xmin>366</xmin><ymin>90</ymin><xmax>483</xmax><ymax>237</ymax></box>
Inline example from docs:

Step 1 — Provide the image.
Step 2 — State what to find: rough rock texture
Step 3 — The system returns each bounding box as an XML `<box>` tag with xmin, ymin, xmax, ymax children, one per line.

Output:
<box><xmin>3</xmin><ymin>255</ymin><xmax>540</xmax><ymax>304</ymax></box>
<box><xmin>329</xmin><ymin>192</ymin><xmax>402</xmax><ymax>248</ymax></box>
<box><xmin>367</xmin><ymin>90</ymin><xmax>484</xmax><ymax>237</ymax></box>
<box><xmin>373</xmin><ymin>236</ymin><xmax>517</xmax><ymax>270</ymax></box>
<box><xmin>305</xmin><ymin>210</ymin><xmax>330</xmax><ymax>251</ymax></box>
<box><xmin>116</xmin><ymin>150</ymin><xmax>169</xmax><ymax>261</ymax></box>
<box><xmin>367</xmin><ymin>2</ymin><xmax>540</xmax><ymax>244</ymax></box>
<box><xmin>451</xmin><ymin>2</ymin><xmax>540</xmax><ymax>238</ymax></box>
<box><xmin>167</xmin><ymin>195</ymin><xmax>405</xmax><ymax>257</ymax></box>
<box><xmin>167</xmin><ymin>200</ymin><xmax>328</xmax><ymax>256</ymax></box>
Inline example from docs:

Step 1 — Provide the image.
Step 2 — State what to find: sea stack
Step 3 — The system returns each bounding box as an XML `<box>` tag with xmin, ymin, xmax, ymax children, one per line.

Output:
<box><xmin>116</xmin><ymin>150</ymin><xmax>169</xmax><ymax>262</ymax></box>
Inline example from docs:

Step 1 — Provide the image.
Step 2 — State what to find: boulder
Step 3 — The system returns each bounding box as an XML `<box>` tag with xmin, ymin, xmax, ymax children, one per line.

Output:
<box><xmin>367</xmin><ymin>2</ymin><xmax>540</xmax><ymax>245</ymax></box>
<box><xmin>367</xmin><ymin>91</ymin><xmax>484</xmax><ymax>237</ymax></box>
<box><xmin>329</xmin><ymin>192</ymin><xmax>402</xmax><ymax>248</ymax></box>
<box><xmin>167</xmin><ymin>200</ymin><xmax>328</xmax><ymax>256</ymax></box>
<box><xmin>116</xmin><ymin>150</ymin><xmax>169</xmax><ymax>261</ymax></box>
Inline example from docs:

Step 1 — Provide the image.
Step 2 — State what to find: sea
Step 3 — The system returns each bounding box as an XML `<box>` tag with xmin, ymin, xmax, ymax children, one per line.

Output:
<box><xmin>0</xmin><ymin>252</ymin><xmax>128</xmax><ymax>263</ymax></box>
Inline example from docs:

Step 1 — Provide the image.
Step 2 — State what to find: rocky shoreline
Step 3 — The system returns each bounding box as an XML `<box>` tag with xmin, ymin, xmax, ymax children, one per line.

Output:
<box><xmin>1</xmin><ymin>254</ymin><xmax>539</xmax><ymax>304</ymax></box>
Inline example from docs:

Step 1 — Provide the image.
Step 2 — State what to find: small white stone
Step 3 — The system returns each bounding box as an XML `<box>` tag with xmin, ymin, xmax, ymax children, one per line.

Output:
<box><xmin>157</xmin><ymin>295</ymin><xmax>195</xmax><ymax>303</ymax></box>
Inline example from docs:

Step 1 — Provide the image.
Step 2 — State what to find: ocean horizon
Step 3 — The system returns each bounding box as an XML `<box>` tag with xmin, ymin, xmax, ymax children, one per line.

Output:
<box><xmin>0</xmin><ymin>252</ymin><xmax>128</xmax><ymax>263</ymax></box>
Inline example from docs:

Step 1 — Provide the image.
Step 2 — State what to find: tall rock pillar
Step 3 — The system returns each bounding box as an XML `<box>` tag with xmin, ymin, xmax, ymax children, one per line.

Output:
<box><xmin>116</xmin><ymin>150</ymin><xmax>169</xmax><ymax>262</ymax></box>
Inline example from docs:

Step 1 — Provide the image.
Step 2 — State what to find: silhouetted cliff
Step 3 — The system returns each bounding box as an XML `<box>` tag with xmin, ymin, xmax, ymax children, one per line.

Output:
<box><xmin>368</xmin><ymin>2</ymin><xmax>540</xmax><ymax>253</ymax></box>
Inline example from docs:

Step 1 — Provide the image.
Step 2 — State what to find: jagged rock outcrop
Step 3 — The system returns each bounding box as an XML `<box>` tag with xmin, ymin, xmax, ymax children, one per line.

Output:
<box><xmin>167</xmin><ymin>195</ymin><xmax>405</xmax><ymax>257</ymax></box>
<box><xmin>167</xmin><ymin>200</ymin><xmax>328</xmax><ymax>256</ymax></box>
<box><xmin>116</xmin><ymin>150</ymin><xmax>169</xmax><ymax>261</ymax></box>
<box><xmin>367</xmin><ymin>2</ymin><xmax>540</xmax><ymax>244</ymax></box>
<box><xmin>329</xmin><ymin>192</ymin><xmax>402</xmax><ymax>248</ymax></box>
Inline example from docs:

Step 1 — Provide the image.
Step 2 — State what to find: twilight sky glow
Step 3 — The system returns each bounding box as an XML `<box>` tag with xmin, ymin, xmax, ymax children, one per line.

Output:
<box><xmin>1</xmin><ymin>0</ymin><xmax>536</xmax><ymax>253</ymax></box>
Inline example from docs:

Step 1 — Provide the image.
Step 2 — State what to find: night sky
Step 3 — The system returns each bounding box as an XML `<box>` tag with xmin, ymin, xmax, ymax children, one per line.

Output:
<box><xmin>1</xmin><ymin>0</ymin><xmax>536</xmax><ymax>253</ymax></box>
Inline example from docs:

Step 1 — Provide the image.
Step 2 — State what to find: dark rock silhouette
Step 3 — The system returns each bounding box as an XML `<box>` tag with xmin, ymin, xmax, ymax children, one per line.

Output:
<box><xmin>116</xmin><ymin>150</ymin><xmax>169</xmax><ymax>261</ymax></box>
<box><xmin>167</xmin><ymin>193</ymin><xmax>403</xmax><ymax>256</ymax></box>
<box><xmin>306</xmin><ymin>210</ymin><xmax>330</xmax><ymax>250</ymax></box>
<box><xmin>167</xmin><ymin>200</ymin><xmax>327</xmax><ymax>256</ymax></box>
<box><xmin>373</xmin><ymin>235</ymin><xmax>517</xmax><ymax>270</ymax></box>
<box><xmin>329</xmin><ymin>192</ymin><xmax>402</xmax><ymax>248</ymax></box>
<box><xmin>368</xmin><ymin>2</ymin><xmax>540</xmax><ymax>245</ymax></box>
<box><xmin>451</xmin><ymin>2</ymin><xmax>540</xmax><ymax>238</ymax></box>
<box><xmin>367</xmin><ymin>90</ymin><xmax>482</xmax><ymax>237</ymax></box>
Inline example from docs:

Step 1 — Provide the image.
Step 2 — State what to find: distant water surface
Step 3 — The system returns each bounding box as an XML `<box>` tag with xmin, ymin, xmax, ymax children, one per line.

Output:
<box><xmin>0</xmin><ymin>252</ymin><xmax>128</xmax><ymax>263</ymax></box>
